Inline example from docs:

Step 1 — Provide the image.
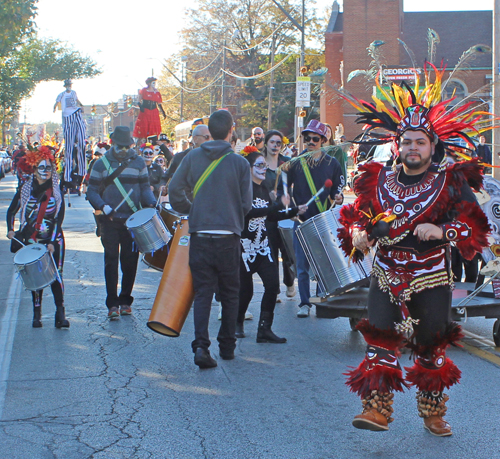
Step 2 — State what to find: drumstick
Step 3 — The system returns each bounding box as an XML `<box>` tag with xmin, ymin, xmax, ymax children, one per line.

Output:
<box><xmin>114</xmin><ymin>189</ymin><xmax>134</xmax><ymax>213</ymax></box>
<box><xmin>12</xmin><ymin>237</ymin><xmax>25</xmax><ymax>247</ymax></box>
<box><xmin>305</xmin><ymin>179</ymin><xmax>333</xmax><ymax>207</ymax></box>
<box><xmin>281</xmin><ymin>171</ymin><xmax>289</xmax><ymax>213</ymax></box>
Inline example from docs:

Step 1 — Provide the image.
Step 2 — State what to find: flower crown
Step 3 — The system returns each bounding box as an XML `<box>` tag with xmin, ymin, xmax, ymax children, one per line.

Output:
<box><xmin>25</xmin><ymin>145</ymin><xmax>56</xmax><ymax>167</ymax></box>
<box><xmin>241</xmin><ymin>145</ymin><xmax>258</xmax><ymax>157</ymax></box>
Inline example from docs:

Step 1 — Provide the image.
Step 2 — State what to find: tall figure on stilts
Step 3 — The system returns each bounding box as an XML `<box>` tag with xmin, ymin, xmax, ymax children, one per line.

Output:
<box><xmin>54</xmin><ymin>79</ymin><xmax>87</xmax><ymax>185</ymax></box>
<box><xmin>133</xmin><ymin>77</ymin><xmax>165</xmax><ymax>144</ymax></box>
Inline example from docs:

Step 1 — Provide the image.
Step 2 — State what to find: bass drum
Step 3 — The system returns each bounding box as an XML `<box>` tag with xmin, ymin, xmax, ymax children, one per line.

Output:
<box><xmin>160</xmin><ymin>203</ymin><xmax>187</xmax><ymax>236</ymax></box>
<box><xmin>13</xmin><ymin>243</ymin><xmax>59</xmax><ymax>291</ymax></box>
<box><xmin>142</xmin><ymin>239</ymin><xmax>172</xmax><ymax>272</ymax></box>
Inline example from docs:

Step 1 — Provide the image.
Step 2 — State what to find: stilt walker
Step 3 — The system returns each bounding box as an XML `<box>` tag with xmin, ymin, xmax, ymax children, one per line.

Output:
<box><xmin>54</xmin><ymin>79</ymin><xmax>87</xmax><ymax>183</ymax></box>
<box><xmin>336</xmin><ymin>60</ymin><xmax>494</xmax><ymax>436</ymax></box>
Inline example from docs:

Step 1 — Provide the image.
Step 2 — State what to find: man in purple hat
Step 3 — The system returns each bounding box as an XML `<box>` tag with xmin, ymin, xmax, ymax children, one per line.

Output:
<box><xmin>278</xmin><ymin>119</ymin><xmax>345</xmax><ymax>317</ymax></box>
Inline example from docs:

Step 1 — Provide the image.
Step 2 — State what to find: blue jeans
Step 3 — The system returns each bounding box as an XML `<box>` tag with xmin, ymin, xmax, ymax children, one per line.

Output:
<box><xmin>293</xmin><ymin>221</ymin><xmax>311</xmax><ymax>305</ymax></box>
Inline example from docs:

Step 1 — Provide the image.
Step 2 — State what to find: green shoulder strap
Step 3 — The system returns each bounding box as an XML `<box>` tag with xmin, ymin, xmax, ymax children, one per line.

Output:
<box><xmin>193</xmin><ymin>152</ymin><xmax>232</xmax><ymax>199</ymax></box>
<box><xmin>300</xmin><ymin>157</ymin><xmax>327</xmax><ymax>213</ymax></box>
<box><xmin>101</xmin><ymin>156</ymin><xmax>138</xmax><ymax>213</ymax></box>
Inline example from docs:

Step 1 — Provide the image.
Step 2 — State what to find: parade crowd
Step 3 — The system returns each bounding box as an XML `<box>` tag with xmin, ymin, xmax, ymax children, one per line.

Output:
<box><xmin>3</xmin><ymin>71</ymin><xmax>496</xmax><ymax>438</ymax></box>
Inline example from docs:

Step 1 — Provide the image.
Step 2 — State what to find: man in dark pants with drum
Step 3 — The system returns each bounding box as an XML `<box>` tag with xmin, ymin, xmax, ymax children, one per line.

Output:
<box><xmin>87</xmin><ymin>127</ymin><xmax>156</xmax><ymax>319</ymax></box>
<box><xmin>169</xmin><ymin>110</ymin><xmax>252</xmax><ymax>369</ymax></box>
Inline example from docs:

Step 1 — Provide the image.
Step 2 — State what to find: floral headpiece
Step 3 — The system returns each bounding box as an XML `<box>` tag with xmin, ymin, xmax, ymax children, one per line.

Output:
<box><xmin>241</xmin><ymin>145</ymin><xmax>258</xmax><ymax>157</ymax></box>
<box><xmin>282</xmin><ymin>136</ymin><xmax>290</xmax><ymax>145</ymax></box>
<box><xmin>25</xmin><ymin>145</ymin><xmax>56</xmax><ymax>167</ymax></box>
<box><xmin>140</xmin><ymin>142</ymin><xmax>154</xmax><ymax>152</ymax></box>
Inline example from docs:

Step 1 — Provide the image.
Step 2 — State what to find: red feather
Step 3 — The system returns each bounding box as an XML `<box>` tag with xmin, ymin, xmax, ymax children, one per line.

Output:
<box><xmin>404</xmin><ymin>358</ymin><xmax>461</xmax><ymax>392</ymax></box>
<box><xmin>454</xmin><ymin>200</ymin><xmax>491</xmax><ymax>260</ymax></box>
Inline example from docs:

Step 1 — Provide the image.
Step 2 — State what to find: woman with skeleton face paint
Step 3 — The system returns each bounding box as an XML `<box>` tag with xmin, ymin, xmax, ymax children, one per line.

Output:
<box><xmin>6</xmin><ymin>146</ymin><xmax>69</xmax><ymax>329</ymax></box>
<box><xmin>237</xmin><ymin>148</ymin><xmax>307</xmax><ymax>343</ymax></box>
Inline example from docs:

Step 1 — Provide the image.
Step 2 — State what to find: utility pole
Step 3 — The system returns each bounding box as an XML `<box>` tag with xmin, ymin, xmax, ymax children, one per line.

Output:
<box><xmin>180</xmin><ymin>55</ymin><xmax>188</xmax><ymax>122</ymax></box>
<box><xmin>221</xmin><ymin>40</ymin><xmax>227</xmax><ymax>108</ymax></box>
<box><xmin>493</xmin><ymin>0</ymin><xmax>500</xmax><ymax>180</ymax></box>
<box><xmin>267</xmin><ymin>29</ymin><xmax>277</xmax><ymax>131</ymax></box>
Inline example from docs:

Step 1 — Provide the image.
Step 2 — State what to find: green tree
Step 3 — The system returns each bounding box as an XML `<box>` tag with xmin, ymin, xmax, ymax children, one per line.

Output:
<box><xmin>0</xmin><ymin>0</ymin><xmax>37</xmax><ymax>58</ymax></box>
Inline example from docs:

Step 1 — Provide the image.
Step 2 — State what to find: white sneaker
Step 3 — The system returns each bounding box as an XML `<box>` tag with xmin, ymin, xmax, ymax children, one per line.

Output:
<box><xmin>217</xmin><ymin>304</ymin><xmax>222</xmax><ymax>320</ymax></box>
<box><xmin>297</xmin><ymin>304</ymin><xmax>311</xmax><ymax>318</ymax></box>
<box><xmin>276</xmin><ymin>296</ymin><xmax>282</xmax><ymax>303</ymax></box>
<box><xmin>244</xmin><ymin>311</ymin><xmax>253</xmax><ymax>320</ymax></box>
<box><xmin>286</xmin><ymin>285</ymin><xmax>296</xmax><ymax>298</ymax></box>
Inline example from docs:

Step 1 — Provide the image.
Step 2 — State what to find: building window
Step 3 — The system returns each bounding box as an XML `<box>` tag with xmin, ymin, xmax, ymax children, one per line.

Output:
<box><xmin>442</xmin><ymin>79</ymin><xmax>468</xmax><ymax>104</ymax></box>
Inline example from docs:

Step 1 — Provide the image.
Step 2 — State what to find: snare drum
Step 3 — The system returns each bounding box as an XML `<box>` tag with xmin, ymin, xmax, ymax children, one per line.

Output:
<box><xmin>13</xmin><ymin>243</ymin><xmax>59</xmax><ymax>291</ymax></box>
<box><xmin>126</xmin><ymin>208</ymin><xmax>171</xmax><ymax>253</ymax></box>
<box><xmin>160</xmin><ymin>203</ymin><xmax>186</xmax><ymax>235</ymax></box>
<box><xmin>296</xmin><ymin>206</ymin><xmax>373</xmax><ymax>297</ymax></box>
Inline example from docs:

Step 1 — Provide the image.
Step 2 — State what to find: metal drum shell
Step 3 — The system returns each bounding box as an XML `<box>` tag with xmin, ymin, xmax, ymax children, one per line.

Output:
<box><xmin>277</xmin><ymin>219</ymin><xmax>297</xmax><ymax>267</ymax></box>
<box><xmin>126</xmin><ymin>208</ymin><xmax>171</xmax><ymax>253</ymax></box>
<box><xmin>296</xmin><ymin>206</ymin><xmax>373</xmax><ymax>297</ymax></box>
<box><xmin>147</xmin><ymin>218</ymin><xmax>194</xmax><ymax>337</ymax></box>
<box><xmin>13</xmin><ymin>243</ymin><xmax>59</xmax><ymax>291</ymax></box>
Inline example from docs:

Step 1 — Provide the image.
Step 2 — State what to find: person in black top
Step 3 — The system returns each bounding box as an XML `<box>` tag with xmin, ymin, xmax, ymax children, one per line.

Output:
<box><xmin>158</xmin><ymin>133</ymin><xmax>173</xmax><ymax>167</ymax></box>
<box><xmin>476</xmin><ymin>135</ymin><xmax>492</xmax><ymax>174</ymax></box>
<box><xmin>141</xmin><ymin>143</ymin><xmax>166</xmax><ymax>199</ymax></box>
<box><xmin>238</xmin><ymin>149</ymin><xmax>307</xmax><ymax>342</ymax></box>
<box><xmin>7</xmin><ymin>146</ymin><xmax>69</xmax><ymax>329</ymax></box>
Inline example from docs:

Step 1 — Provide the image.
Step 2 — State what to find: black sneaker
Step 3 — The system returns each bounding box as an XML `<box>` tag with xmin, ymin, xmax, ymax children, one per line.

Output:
<box><xmin>219</xmin><ymin>349</ymin><xmax>235</xmax><ymax>360</ymax></box>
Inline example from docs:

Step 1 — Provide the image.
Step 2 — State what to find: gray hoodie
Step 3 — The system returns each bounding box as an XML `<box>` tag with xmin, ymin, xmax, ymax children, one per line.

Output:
<box><xmin>169</xmin><ymin>140</ymin><xmax>252</xmax><ymax>236</ymax></box>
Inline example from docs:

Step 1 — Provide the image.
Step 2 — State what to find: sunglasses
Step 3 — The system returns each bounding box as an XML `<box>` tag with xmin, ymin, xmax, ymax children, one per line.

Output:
<box><xmin>253</xmin><ymin>163</ymin><xmax>268</xmax><ymax>170</ymax></box>
<box><xmin>156</xmin><ymin>159</ymin><xmax>164</xmax><ymax>163</ymax></box>
<box><xmin>304</xmin><ymin>135</ymin><xmax>321</xmax><ymax>143</ymax></box>
<box><xmin>143</xmin><ymin>151</ymin><xmax>154</xmax><ymax>156</ymax></box>
<box><xmin>37</xmin><ymin>165</ymin><xmax>52</xmax><ymax>172</ymax></box>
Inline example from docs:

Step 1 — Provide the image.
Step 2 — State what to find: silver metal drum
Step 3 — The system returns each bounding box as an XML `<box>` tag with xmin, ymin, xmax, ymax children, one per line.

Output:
<box><xmin>278</xmin><ymin>219</ymin><xmax>297</xmax><ymax>267</ymax></box>
<box><xmin>126</xmin><ymin>208</ymin><xmax>171</xmax><ymax>253</ymax></box>
<box><xmin>13</xmin><ymin>243</ymin><xmax>59</xmax><ymax>291</ymax></box>
<box><xmin>296</xmin><ymin>206</ymin><xmax>373</xmax><ymax>297</ymax></box>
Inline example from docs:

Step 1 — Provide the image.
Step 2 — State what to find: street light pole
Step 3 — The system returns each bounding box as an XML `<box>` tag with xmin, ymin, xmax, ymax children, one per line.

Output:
<box><xmin>221</xmin><ymin>40</ymin><xmax>227</xmax><ymax>108</ymax></box>
<box><xmin>180</xmin><ymin>56</ymin><xmax>188</xmax><ymax>122</ymax></box>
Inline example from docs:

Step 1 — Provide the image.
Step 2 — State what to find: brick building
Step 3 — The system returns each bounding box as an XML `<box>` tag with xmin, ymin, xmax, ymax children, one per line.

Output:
<box><xmin>321</xmin><ymin>0</ymin><xmax>492</xmax><ymax>141</ymax></box>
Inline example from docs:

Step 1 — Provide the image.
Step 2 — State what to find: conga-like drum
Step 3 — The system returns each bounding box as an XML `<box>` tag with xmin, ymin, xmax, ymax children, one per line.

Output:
<box><xmin>296</xmin><ymin>205</ymin><xmax>373</xmax><ymax>297</ymax></box>
<box><xmin>126</xmin><ymin>208</ymin><xmax>171</xmax><ymax>253</ymax></box>
<box><xmin>13</xmin><ymin>243</ymin><xmax>59</xmax><ymax>291</ymax></box>
<box><xmin>147</xmin><ymin>217</ymin><xmax>194</xmax><ymax>337</ymax></box>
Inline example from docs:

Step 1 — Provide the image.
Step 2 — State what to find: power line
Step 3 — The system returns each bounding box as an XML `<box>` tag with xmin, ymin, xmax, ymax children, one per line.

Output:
<box><xmin>224</xmin><ymin>19</ymin><xmax>288</xmax><ymax>53</ymax></box>
<box><xmin>184</xmin><ymin>51</ymin><xmax>223</xmax><ymax>73</ymax></box>
<box><xmin>221</xmin><ymin>53</ymin><xmax>294</xmax><ymax>80</ymax></box>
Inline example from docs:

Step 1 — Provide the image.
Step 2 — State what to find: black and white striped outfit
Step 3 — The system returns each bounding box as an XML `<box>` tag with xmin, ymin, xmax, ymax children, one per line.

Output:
<box><xmin>56</xmin><ymin>90</ymin><xmax>87</xmax><ymax>181</ymax></box>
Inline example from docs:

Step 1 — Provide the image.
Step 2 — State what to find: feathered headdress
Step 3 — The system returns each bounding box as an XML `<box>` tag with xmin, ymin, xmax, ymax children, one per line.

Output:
<box><xmin>337</xmin><ymin>38</ymin><xmax>496</xmax><ymax>154</ymax></box>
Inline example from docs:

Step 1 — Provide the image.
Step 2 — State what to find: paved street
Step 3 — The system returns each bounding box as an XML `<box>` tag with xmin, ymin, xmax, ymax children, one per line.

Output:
<box><xmin>0</xmin><ymin>173</ymin><xmax>500</xmax><ymax>459</ymax></box>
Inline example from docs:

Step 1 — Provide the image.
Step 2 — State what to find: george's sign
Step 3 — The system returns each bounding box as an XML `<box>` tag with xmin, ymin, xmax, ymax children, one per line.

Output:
<box><xmin>383</xmin><ymin>68</ymin><xmax>422</xmax><ymax>81</ymax></box>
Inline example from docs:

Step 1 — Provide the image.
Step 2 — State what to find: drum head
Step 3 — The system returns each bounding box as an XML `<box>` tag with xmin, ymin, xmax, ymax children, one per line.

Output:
<box><xmin>278</xmin><ymin>219</ymin><xmax>295</xmax><ymax>229</ymax></box>
<box><xmin>161</xmin><ymin>202</ymin><xmax>185</xmax><ymax>219</ymax></box>
<box><xmin>126</xmin><ymin>208</ymin><xmax>157</xmax><ymax>228</ymax></box>
<box><xmin>13</xmin><ymin>243</ymin><xmax>47</xmax><ymax>265</ymax></box>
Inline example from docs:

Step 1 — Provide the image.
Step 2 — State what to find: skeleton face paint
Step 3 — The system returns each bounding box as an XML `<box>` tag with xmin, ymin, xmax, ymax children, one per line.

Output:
<box><xmin>35</xmin><ymin>160</ymin><xmax>52</xmax><ymax>183</ymax></box>
<box><xmin>251</xmin><ymin>159</ymin><xmax>267</xmax><ymax>182</ymax></box>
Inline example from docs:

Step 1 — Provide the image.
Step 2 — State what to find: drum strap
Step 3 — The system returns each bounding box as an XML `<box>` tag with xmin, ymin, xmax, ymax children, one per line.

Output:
<box><xmin>31</xmin><ymin>189</ymin><xmax>52</xmax><ymax>241</ymax></box>
<box><xmin>193</xmin><ymin>152</ymin><xmax>232</xmax><ymax>199</ymax></box>
<box><xmin>101</xmin><ymin>156</ymin><xmax>138</xmax><ymax>213</ymax></box>
<box><xmin>300</xmin><ymin>158</ymin><xmax>327</xmax><ymax>213</ymax></box>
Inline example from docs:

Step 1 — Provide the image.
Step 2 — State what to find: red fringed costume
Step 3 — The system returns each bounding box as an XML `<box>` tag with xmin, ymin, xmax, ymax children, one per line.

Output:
<box><xmin>133</xmin><ymin>87</ymin><xmax>163</xmax><ymax>139</ymax></box>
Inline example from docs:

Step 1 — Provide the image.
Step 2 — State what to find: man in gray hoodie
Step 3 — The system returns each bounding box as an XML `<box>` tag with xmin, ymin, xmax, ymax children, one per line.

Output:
<box><xmin>169</xmin><ymin>110</ymin><xmax>252</xmax><ymax>369</ymax></box>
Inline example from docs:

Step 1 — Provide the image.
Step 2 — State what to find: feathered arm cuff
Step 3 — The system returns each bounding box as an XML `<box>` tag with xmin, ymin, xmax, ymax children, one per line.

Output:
<box><xmin>337</xmin><ymin>203</ymin><xmax>364</xmax><ymax>261</ymax></box>
<box><xmin>445</xmin><ymin>201</ymin><xmax>490</xmax><ymax>260</ymax></box>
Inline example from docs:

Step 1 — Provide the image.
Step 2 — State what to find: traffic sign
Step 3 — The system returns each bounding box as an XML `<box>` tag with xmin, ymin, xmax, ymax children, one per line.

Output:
<box><xmin>296</xmin><ymin>76</ymin><xmax>311</xmax><ymax>107</ymax></box>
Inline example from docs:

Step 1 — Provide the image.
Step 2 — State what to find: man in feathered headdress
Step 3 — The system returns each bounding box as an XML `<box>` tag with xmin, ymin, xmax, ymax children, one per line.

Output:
<box><xmin>337</xmin><ymin>64</ymin><xmax>493</xmax><ymax>436</ymax></box>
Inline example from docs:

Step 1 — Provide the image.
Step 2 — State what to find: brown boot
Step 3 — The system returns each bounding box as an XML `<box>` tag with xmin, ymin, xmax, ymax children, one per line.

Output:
<box><xmin>417</xmin><ymin>391</ymin><xmax>452</xmax><ymax>437</ymax></box>
<box><xmin>352</xmin><ymin>390</ymin><xmax>393</xmax><ymax>431</ymax></box>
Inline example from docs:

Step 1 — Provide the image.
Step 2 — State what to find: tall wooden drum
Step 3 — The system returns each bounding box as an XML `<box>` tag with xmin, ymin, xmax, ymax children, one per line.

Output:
<box><xmin>147</xmin><ymin>217</ymin><xmax>194</xmax><ymax>337</ymax></box>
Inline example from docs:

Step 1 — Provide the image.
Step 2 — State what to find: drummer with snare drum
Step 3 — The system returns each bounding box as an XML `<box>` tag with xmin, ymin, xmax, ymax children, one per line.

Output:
<box><xmin>86</xmin><ymin>126</ymin><xmax>156</xmax><ymax>320</ymax></box>
<box><xmin>277</xmin><ymin>120</ymin><xmax>345</xmax><ymax>318</ymax></box>
<box><xmin>6</xmin><ymin>144</ymin><xmax>69</xmax><ymax>329</ymax></box>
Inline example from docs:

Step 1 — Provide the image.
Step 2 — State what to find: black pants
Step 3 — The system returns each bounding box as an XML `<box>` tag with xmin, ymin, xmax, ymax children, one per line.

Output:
<box><xmin>189</xmin><ymin>234</ymin><xmax>241</xmax><ymax>353</ymax></box>
<box><xmin>32</xmin><ymin>238</ymin><xmax>65</xmax><ymax>309</ymax></box>
<box><xmin>451</xmin><ymin>247</ymin><xmax>480</xmax><ymax>283</ymax></box>
<box><xmin>367</xmin><ymin>276</ymin><xmax>451</xmax><ymax>346</ymax></box>
<box><xmin>238</xmin><ymin>255</ymin><xmax>280</xmax><ymax>324</ymax></box>
<box><xmin>100</xmin><ymin>219</ymin><xmax>139</xmax><ymax>309</ymax></box>
<box><xmin>267</xmin><ymin>222</ymin><xmax>295</xmax><ymax>287</ymax></box>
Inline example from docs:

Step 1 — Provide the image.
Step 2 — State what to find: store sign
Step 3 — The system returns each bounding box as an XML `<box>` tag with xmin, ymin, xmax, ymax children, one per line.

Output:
<box><xmin>383</xmin><ymin>68</ymin><xmax>422</xmax><ymax>81</ymax></box>
<box><xmin>296</xmin><ymin>76</ymin><xmax>311</xmax><ymax>107</ymax></box>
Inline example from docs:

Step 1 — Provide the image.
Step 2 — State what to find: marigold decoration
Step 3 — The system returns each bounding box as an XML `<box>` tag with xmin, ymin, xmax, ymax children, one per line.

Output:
<box><xmin>25</xmin><ymin>145</ymin><xmax>56</xmax><ymax>167</ymax></box>
<box><xmin>140</xmin><ymin>142</ymin><xmax>153</xmax><ymax>151</ymax></box>
<box><xmin>282</xmin><ymin>136</ymin><xmax>290</xmax><ymax>145</ymax></box>
<box><xmin>241</xmin><ymin>145</ymin><xmax>258</xmax><ymax>157</ymax></box>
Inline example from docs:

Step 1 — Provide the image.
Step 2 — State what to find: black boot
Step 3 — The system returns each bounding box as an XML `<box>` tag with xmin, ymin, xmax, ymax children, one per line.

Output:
<box><xmin>235</xmin><ymin>322</ymin><xmax>245</xmax><ymax>338</ymax></box>
<box><xmin>33</xmin><ymin>306</ymin><xmax>42</xmax><ymax>328</ymax></box>
<box><xmin>55</xmin><ymin>306</ymin><xmax>70</xmax><ymax>328</ymax></box>
<box><xmin>256</xmin><ymin>313</ymin><xmax>286</xmax><ymax>344</ymax></box>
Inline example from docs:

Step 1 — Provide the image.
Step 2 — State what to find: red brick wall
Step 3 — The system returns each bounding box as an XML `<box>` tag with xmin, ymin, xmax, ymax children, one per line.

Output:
<box><xmin>322</xmin><ymin>32</ymin><xmax>344</xmax><ymax>131</ymax></box>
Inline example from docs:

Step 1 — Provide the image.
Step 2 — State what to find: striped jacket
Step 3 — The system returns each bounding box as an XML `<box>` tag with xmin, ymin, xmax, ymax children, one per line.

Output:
<box><xmin>86</xmin><ymin>147</ymin><xmax>156</xmax><ymax>219</ymax></box>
